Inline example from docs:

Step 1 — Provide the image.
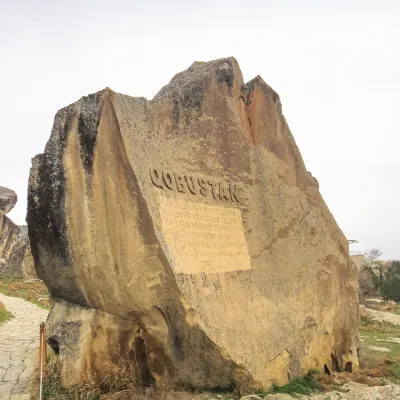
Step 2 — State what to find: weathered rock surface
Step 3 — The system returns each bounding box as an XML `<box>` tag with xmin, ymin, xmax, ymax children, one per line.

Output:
<box><xmin>27</xmin><ymin>58</ymin><xmax>359</xmax><ymax>391</ymax></box>
<box><xmin>0</xmin><ymin>186</ymin><xmax>18</xmax><ymax>215</ymax></box>
<box><xmin>0</xmin><ymin>187</ymin><xmax>35</xmax><ymax>278</ymax></box>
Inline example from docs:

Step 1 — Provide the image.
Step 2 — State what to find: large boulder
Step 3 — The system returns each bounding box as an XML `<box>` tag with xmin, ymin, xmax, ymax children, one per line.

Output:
<box><xmin>4</xmin><ymin>226</ymin><xmax>35</xmax><ymax>278</ymax></box>
<box><xmin>27</xmin><ymin>58</ymin><xmax>359</xmax><ymax>392</ymax></box>
<box><xmin>0</xmin><ymin>186</ymin><xmax>17</xmax><ymax>215</ymax></box>
<box><xmin>0</xmin><ymin>187</ymin><xmax>35</xmax><ymax>278</ymax></box>
<box><xmin>0</xmin><ymin>215</ymin><xmax>20</xmax><ymax>267</ymax></box>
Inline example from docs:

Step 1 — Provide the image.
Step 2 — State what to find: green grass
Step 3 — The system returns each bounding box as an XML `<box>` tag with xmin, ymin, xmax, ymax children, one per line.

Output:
<box><xmin>359</xmin><ymin>316</ymin><xmax>400</xmax><ymax>382</ymax></box>
<box><xmin>0</xmin><ymin>303</ymin><xmax>13</xmax><ymax>324</ymax></box>
<box><xmin>360</xmin><ymin>321</ymin><xmax>400</xmax><ymax>358</ymax></box>
<box><xmin>0</xmin><ymin>274</ymin><xmax>50</xmax><ymax>309</ymax></box>
<box><xmin>256</xmin><ymin>371</ymin><xmax>322</xmax><ymax>397</ymax></box>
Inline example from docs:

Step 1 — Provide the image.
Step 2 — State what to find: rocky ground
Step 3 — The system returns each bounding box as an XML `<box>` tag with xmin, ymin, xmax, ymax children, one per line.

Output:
<box><xmin>0</xmin><ymin>293</ymin><xmax>48</xmax><ymax>400</ymax></box>
<box><xmin>297</xmin><ymin>381</ymin><xmax>400</xmax><ymax>399</ymax></box>
<box><xmin>98</xmin><ymin>381</ymin><xmax>400</xmax><ymax>400</ymax></box>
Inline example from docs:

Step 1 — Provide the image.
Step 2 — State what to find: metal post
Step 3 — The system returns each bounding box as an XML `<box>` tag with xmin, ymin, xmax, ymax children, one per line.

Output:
<box><xmin>42</xmin><ymin>322</ymin><xmax>47</xmax><ymax>371</ymax></box>
<box><xmin>39</xmin><ymin>321</ymin><xmax>46</xmax><ymax>400</ymax></box>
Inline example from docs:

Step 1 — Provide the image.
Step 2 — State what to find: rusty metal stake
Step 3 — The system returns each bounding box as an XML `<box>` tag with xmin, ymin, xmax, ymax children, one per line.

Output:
<box><xmin>43</xmin><ymin>323</ymin><xmax>47</xmax><ymax>369</ymax></box>
<box><xmin>39</xmin><ymin>321</ymin><xmax>46</xmax><ymax>400</ymax></box>
<box><xmin>39</xmin><ymin>322</ymin><xmax>46</xmax><ymax>371</ymax></box>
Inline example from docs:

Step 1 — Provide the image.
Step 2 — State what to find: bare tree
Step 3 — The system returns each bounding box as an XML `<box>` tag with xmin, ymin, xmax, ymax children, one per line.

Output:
<box><xmin>359</xmin><ymin>267</ymin><xmax>376</xmax><ymax>300</ymax></box>
<box><xmin>365</xmin><ymin>248</ymin><xmax>383</xmax><ymax>264</ymax></box>
<box><xmin>365</xmin><ymin>248</ymin><xmax>383</xmax><ymax>281</ymax></box>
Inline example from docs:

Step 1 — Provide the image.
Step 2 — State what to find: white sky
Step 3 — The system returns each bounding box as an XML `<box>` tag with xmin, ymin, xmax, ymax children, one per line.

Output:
<box><xmin>0</xmin><ymin>0</ymin><xmax>399</xmax><ymax>259</ymax></box>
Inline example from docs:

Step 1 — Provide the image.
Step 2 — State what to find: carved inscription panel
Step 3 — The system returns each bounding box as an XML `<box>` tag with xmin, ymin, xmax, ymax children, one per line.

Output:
<box><xmin>159</xmin><ymin>197</ymin><xmax>251</xmax><ymax>274</ymax></box>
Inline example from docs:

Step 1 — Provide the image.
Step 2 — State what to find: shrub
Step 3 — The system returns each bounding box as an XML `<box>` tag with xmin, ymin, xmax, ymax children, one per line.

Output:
<box><xmin>380</xmin><ymin>261</ymin><xmax>400</xmax><ymax>302</ymax></box>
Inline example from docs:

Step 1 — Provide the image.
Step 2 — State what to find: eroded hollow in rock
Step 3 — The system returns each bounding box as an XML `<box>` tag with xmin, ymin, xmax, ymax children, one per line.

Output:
<box><xmin>129</xmin><ymin>337</ymin><xmax>155</xmax><ymax>387</ymax></box>
<box><xmin>331</xmin><ymin>354</ymin><xmax>340</xmax><ymax>372</ymax></box>
<box><xmin>48</xmin><ymin>337</ymin><xmax>60</xmax><ymax>355</ymax></box>
<box><xmin>345</xmin><ymin>361</ymin><xmax>353</xmax><ymax>372</ymax></box>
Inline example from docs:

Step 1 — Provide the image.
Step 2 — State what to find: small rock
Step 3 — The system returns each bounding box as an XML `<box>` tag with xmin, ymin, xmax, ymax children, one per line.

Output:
<box><xmin>263</xmin><ymin>394</ymin><xmax>293</xmax><ymax>400</ymax></box>
<box><xmin>216</xmin><ymin>395</ymin><xmax>223</xmax><ymax>399</ymax></box>
<box><xmin>365</xmin><ymin>298</ymin><xmax>384</xmax><ymax>304</ymax></box>
<box><xmin>320</xmin><ymin>392</ymin><xmax>343</xmax><ymax>400</ymax></box>
<box><xmin>240</xmin><ymin>395</ymin><xmax>263</xmax><ymax>400</ymax></box>
<box><xmin>368</xmin><ymin>345</ymin><xmax>391</xmax><ymax>352</ymax></box>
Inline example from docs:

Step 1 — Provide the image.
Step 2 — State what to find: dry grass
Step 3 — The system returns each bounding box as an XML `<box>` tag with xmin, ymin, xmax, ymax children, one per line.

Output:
<box><xmin>0</xmin><ymin>274</ymin><xmax>50</xmax><ymax>309</ymax></box>
<box><xmin>31</xmin><ymin>352</ymin><xmax>139</xmax><ymax>400</ymax></box>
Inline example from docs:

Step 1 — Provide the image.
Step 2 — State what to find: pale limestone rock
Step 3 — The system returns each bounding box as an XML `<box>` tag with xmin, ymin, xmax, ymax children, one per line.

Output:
<box><xmin>240</xmin><ymin>395</ymin><xmax>263</xmax><ymax>400</ymax></box>
<box><xmin>0</xmin><ymin>186</ymin><xmax>17</xmax><ymax>214</ymax></box>
<box><xmin>27</xmin><ymin>58</ymin><xmax>359</xmax><ymax>392</ymax></box>
<box><xmin>368</xmin><ymin>345</ymin><xmax>391</xmax><ymax>352</ymax></box>
<box><xmin>362</xmin><ymin>307</ymin><xmax>400</xmax><ymax>325</ymax></box>
<box><xmin>299</xmin><ymin>381</ymin><xmax>400</xmax><ymax>399</ymax></box>
<box><xmin>263</xmin><ymin>394</ymin><xmax>294</xmax><ymax>400</ymax></box>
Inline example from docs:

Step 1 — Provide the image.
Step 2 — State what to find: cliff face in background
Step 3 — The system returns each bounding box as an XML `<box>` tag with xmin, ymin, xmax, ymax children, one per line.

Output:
<box><xmin>0</xmin><ymin>186</ymin><xmax>35</xmax><ymax>278</ymax></box>
<box><xmin>27</xmin><ymin>58</ymin><xmax>359</xmax><ymax>392</ymax></box>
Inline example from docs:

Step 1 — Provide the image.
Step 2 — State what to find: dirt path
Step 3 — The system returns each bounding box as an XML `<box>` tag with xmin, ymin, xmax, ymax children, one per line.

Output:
<box><xmin>0</xmin><ymin>293</ymin><xmax>48</xmax><ymax>400</ymax></box>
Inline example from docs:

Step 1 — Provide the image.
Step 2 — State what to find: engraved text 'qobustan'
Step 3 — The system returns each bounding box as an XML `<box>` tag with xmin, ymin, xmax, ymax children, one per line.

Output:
<box><xmin>150</xmin><ymin>168</ymin><xmax>240</xmax><ymax>203</ymax></box>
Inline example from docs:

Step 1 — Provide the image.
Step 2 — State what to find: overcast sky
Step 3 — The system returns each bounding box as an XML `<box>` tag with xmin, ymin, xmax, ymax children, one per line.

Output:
<box><xmin>0</xmin><ymin>0</ymin><xmax>398</xmax><ymax>259</ymax></box>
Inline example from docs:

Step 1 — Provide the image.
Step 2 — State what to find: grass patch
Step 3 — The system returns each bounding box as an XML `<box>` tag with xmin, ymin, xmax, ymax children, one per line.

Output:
<box><xmin>358</xmin><ymin>311</ymin><xmax>400</xmax><ymax>384</ymax></box>
<box><xmin>0</xmin><ymin>274</ymin><xmax>50</xmax><ymax>309</ymax></box>
<box><xmin>0</xmin><ymin>302</ymin><xmax>13</xmax><ymax>324</ymax></box>
<box><xmin>256</xmin><ymin>371</ymin><xmax>322</xmax><ymax>397</ymax></box>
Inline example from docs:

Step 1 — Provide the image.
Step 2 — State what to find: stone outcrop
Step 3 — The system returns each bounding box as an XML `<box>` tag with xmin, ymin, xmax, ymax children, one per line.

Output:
<box><xmin>27</xmin><ymin>58</ymin><xmax>359</xmax><ymax>392</ymax></box>
<box><xmin>0</xmin><ymin>186</ymin><xmax>35</xmax><ymax>278</ymax></box>
<box><xmin>0</xmin><ymin>186</ymin><xmax>18</xmax><ymax>214</ymax></box>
